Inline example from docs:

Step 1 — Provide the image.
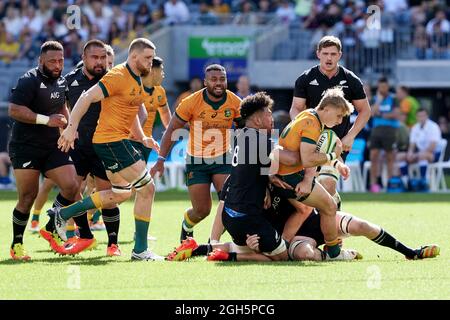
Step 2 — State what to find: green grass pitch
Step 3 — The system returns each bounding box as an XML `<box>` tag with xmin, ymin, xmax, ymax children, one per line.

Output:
<box><xmin>0</xmin><ymin>190</ymin><xmax>449</xmax><ymax>300</ymax></box>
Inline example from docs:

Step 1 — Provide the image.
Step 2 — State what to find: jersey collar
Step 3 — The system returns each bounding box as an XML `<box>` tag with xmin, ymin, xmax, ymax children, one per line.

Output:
<box><xmin>144</xmin><ymin>86</ymin><xmax>154</xmax><ymax>95</ymax></box>
<box><xmin>202</xmin><ymin>89</ymin><xmax>227</xmax><ymax>111</ymax></box>
<box><xmin>125</xmin><ymin>63</ymin><xmax>142</xmax><ymax>85</ymax></box>
<box><xmin>310</xmin><ymin>109</ymin><xmax>324</xmax><ymax>130</ymax></box>
<box><xmin>317</xmin><ymin>64</ymin><xmax>340</xmax><ymax>79</ymax></box>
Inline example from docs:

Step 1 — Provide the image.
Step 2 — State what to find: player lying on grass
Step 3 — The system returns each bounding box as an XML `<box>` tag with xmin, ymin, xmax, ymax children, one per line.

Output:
<box><xmin>167</xmin><ymin>180</ymin><xmax>440</xmax><ymax>262</ymax></box>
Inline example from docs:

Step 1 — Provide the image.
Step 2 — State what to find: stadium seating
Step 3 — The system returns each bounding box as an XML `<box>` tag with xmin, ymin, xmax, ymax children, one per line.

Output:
<box><xmin>340</xmin><ymin>138</ymin><xmax>366</xmax><ymax>192</ymax></box>
<box><xmin>411</xmin><ymin>139</ymin><xmax>448</xmax><ymax>192</ymax></box>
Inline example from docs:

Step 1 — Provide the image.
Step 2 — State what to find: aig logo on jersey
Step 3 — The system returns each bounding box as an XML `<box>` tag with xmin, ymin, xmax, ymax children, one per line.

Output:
<box><xmin>50</xmin><ymin>92</ymin><xmax>60</xmax><ymax>99</ymax></box>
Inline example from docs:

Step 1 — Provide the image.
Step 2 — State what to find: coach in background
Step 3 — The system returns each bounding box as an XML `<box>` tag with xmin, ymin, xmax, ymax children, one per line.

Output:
<box><xmin>8</xmin><ymin>41</ymin><xmax>79</xmax><ymax>260</ymax></box>
<box><xmin>289</xmin><ymin>36</ymin><xmax>370</xmax><ymax>205</ymax></box>
<box><xmin>369</xmin><ymin>77</ymin><xmax>400</xmax><ymax>193</ymax></box>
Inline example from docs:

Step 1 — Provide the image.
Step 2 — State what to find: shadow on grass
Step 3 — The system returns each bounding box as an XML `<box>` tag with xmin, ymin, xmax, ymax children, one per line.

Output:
<box><xmin>0</xmin><ymin>255</ymin><xmax>112</xmax><ymax>266</ymax></box>
<box><xmin>210</xmin><ymin>260</ymin><xmax>326</xmax><ymax>267</ymax></box>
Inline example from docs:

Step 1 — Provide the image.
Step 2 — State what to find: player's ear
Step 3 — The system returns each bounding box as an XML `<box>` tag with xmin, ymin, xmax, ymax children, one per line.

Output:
<box><xmin>316</xmin><ymin>50</ymin><xmax>320</xmax><ymax>60</ymax></box>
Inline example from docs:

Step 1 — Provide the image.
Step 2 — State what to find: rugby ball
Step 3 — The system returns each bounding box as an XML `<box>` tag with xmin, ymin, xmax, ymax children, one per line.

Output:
<box><xmin>316</xmin><ymin>129</ymin><xmax>337</xmax><ymax>154</ymax></box>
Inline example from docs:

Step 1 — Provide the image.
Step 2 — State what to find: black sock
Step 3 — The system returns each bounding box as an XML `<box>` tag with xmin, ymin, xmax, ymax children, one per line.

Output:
<box><xmin>227</xmin><ymin>252</ymin><xmax>237</xmax><ymax>261</ymax></box>
<box><xmin>12</xmin><ymin>208</ymin><xmax>30</xmax><ymax>246</ymax></box>
<box><xmin>102</xmin><ymin>208</ymin><xmax>120</xmax><ymax>246</ymax></box>
<box><xmin>372</xmin><ymin>229</ymin><xmax>416</xmax><ymax>258</ymax></box>
<box><xmin>192</xmin><ymin>244</ymin><xmax>212</xmax><ymax>257</ymax></box>
<box><xmin>46</xmin><ymin>193</ymin><xmax>73</xmax><ymax>232</ymax></box>
<box><xmin>72</xmin><ymin>212</ymin><xmax>93</xmax><ymax>239</ymax></box>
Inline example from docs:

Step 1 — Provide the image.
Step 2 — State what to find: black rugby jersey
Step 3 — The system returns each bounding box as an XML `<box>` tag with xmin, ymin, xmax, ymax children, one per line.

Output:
<box><xmin>224</xmin><ymin>128</ymin><xmax>272</xmax><ymax>216</ymax></box>
<box><xmin>293</xmin><ymin>65</ymin><xmax>366</xmax><ymax>138</ymax></box>
<box><xmin>9</xmin><ymin>67</ymin><xmax>67</xmax><ymax>148</ymax></box>
<box><xmin>64</xmin><ymin>67</ymin><xmax>103</xmax><ymax>146</ymax></box>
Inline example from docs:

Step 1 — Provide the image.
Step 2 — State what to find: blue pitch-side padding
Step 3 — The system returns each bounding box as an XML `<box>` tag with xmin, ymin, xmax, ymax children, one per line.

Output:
<box><xmin>169</xmin><ymin>139</ymin><xmax>188</xmax><ymax>163</ymax></box>
<box><xmin>147</xmin><ymin>140</ymin><xmax>161</xmax><ymax>163</ymax></box>
<box><xmin>346</xmin><ymin>138</ymin><xmax>366</xmax><ymax>163</ymax></box>
<box><xmin>148</xmin><ymin>139</ymin><xmax>188</xmax><ymax>164</ymax></box>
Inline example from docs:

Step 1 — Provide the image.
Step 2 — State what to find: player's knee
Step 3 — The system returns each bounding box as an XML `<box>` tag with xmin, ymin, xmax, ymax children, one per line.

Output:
<box><xmin>19</xmin><ymin>192</ymin><xmax>38</xmax><ymax>210</ymax></box>
<box><xmin>132</xmin><ymin>170</ymin><xmax>153</xmax><ymax>195</ymax></box>
<box><xmin>290</xmin><ymin>241</ymin><xmax>316</xmax><ymax>261</ymax></box>
<box><xmin>321</xmin><ymin>197</ymin><xmax>337</xmax><ymax>216</ymax></box>
<box><xmin>298</xmin><ymin>245</ymin><xmax>316</xmax><ymax>261</ymax></box>
<box><xmin>60</xmin><ymin>182</ymin><xmax>80</xmax><ymax>199</ymax></box>
<box><xmin>143</xmin><ymin>179</ymin><xmax>155</xmax><ymax>195</ymax></box>
<box><xmin>192</xmin><ymin>204</ymin><xmax>211</xmax><ymax>219</ymax></box>
<box><xmin>352</xmin><ymin>220</ymin><xmax>372</xmax><ymax>236</ymax></box>
<box><xmin>111</xmin><ymin>184</ymin><xmax>132</xmax><ymax>203</ymax></box>
<box><xmin>115</xmin><ymin>191</ymin><xmax>132</xmax><ymax>203</ymax></box>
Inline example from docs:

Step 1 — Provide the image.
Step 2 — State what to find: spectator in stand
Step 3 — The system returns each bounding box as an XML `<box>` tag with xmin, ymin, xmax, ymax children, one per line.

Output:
<box><xmin>4</xmin><ymin>7</ymin><xmax>24</xmax><ymax>39</ymax></box>
<box><xmin>0</xmin><ymin>32</ymin><xmax>20</xmax><ymax>64</ymax></box>
<box><xmin>164</xmin><ymin>0</ymin><xmax>190</xmax><ymax>25</ymax></box>
<box><xmin>235</xmin><ymin>74</ymin><xmax>254</xmax><ymax>99</ymax></box>
<box><xmin>22</xmin><ymin>6</ymin><xmax>44</xmax><ymax>37</ymax></box>
<box><xmin>429</xmin><ymin>22</ymin><xmax>449</xmax><ymax>59</ymax></box>
<box><xmin>396</xmin><ymin>85</ymin><xmax>420</xmax><ymax>128</ymax></box>
<box><xmin>275</xmin><ymin>0</ymin><xmax>296</xmax><ymax>25</ymax></box>
<box><xmin>36</xmin><ymin>0</ymin><xmax>53</xmax><ymax>26</ymax></box>
<box><xmin>233</xmin><ymin>0</ymin><xmax>258</xmax><ymax>25</ymax></box>
<box><xmin>134</xmin><ymin>3</ymin><xmax>152</xmax><ymax>27</ymax></box>
<box><xmin>112</xmin><ymin>4</ymin><xmax>128</xmax><ymax>31</ymax></box>
<box><xmin>294</xmin><ymin>0</ymin><xmax>313</xmax><ymax>19</ymax></box>
<box><xmin>52</xmin><ymin>0</ymin><xmax>68</xmax><ymax>24</ymax></box>
<box><xmin>17</xmin><ymin>30</ymin><xmax>40</xmax><ymax>62</ymax></box>
<box><xmin>196</xmin><ymin>1</ymin><xmax>218</xmax><ymax>25</ymax></box>
<box><xmin>108</xmin><ymin>22</ymin><xmax>122</xmax><ymax>45</ymax></box>
<box><xmin>256</xmin><ymin>0</ymin><xmax>274</xmax><ymax>25</ymax></box>
<box><xmin>211</xmin><ymin>0</ymin><xmax>230</xmax><ymax>16</ymax></box>
<box><xmin>85</xmin><ymin>0</ymin><xmax>113</xmax><ymax>41</ymax></box>
<box><xmin>426</xmin><ymin>8</ymin><xmax>450</xmax><ymax>36</ymax></box>
<box><xmin>63</xmin><ymin>29</ymin><xmax>83</xmax><ymax>65</ymax></box>
<box><xmin>173</xmin><ymin>76</ymin><xmax>203</xmax><ymax>109</ymax></box>
<box><xmin>413</xmin><ymin>24</ymin><xmax>428</xmax><ymax>60</ymax></box>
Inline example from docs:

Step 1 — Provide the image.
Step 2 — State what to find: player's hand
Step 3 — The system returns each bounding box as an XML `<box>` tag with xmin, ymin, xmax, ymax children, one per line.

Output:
<box><xmin>335</xmin><ymin>161</ymin><xmax>351</xmax><ymax>180</ymax></box>
<box><xmin>48</xmin><ymin>114</ymin><xmax>68</xmax><ymax>129</ymax></box>
<box><xmin>264</xmin><ymin>188</ymin><xmax>271</xmax><ymax>209</ymax></box>
<box><xmin>269</xmin><ymin>175</ymin><xmax>293</xmax><ymax>190</ymax></box>
<box><xmin>150</xmin><ymin>160</ymin><xmax>164</xmax><ymax>178</ymax></box>
<box><xmin>58</xmin><ymin>126</ymin><xmax>77</xmax><ymax>152</ymax></box>
<box><xmin>295</xmin><ymin>179</ymin><xmax>312</xmax><ymax>197</ymax></box>
<box><xmin>334</xmin><ymin>138</ymin><xmax>343</xmax><ymax>157</ymax></box>
<box><xmin>142</xmin><ymin>136</ymin><xmax>160</xmax><ymax>154</ymax></box>
<box><xmin>246</xmin><ymin>234</ymin><xmax>260</xmax><ymax>252</ymax></box>
<box><xmin>340</xmin><ymin>135</ymin><xmax>354</xmax><ymax>152</ymax></box>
